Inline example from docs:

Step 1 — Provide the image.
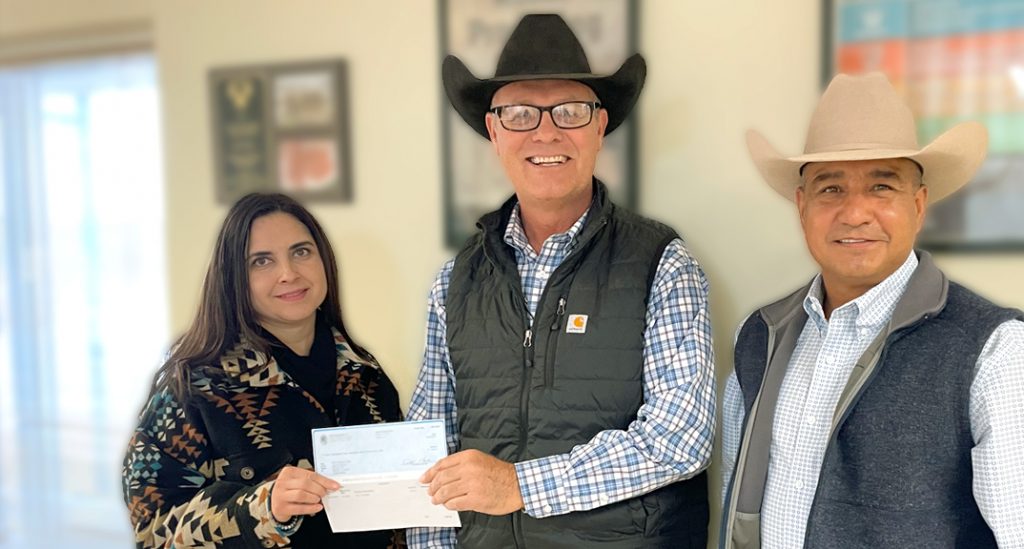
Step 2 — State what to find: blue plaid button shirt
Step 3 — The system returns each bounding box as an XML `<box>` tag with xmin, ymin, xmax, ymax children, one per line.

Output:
<box><xmin>407</xmin><ymin>204</ymin><xmax>716</xmax><ymax>548</ymax></box>
<box><xmin>722</xmin><ymin>252</ymin><xmax>1024</xmax><ymax>547</ymax></box>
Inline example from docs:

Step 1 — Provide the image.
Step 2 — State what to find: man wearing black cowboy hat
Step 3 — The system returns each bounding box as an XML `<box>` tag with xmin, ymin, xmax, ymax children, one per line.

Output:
<box><xmin>407</xmin><ymin>14</ymin><xmax>714</xmax><ymax>549</ymax></box>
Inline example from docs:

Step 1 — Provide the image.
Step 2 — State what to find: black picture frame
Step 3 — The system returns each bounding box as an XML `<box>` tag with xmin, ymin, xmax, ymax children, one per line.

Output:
<box><xmin>823</xmin><ymin>0</ymin><xmax>1024</xmax><ymax>251</ymax></box>
<box><xmin>439</xmin><ymin>0</ymin><xmax>639</xmax><ymax>248</ymax></box>
<box><xmin>209</xmin><ymin>58</ymin><xmax>352</xmax><ymax>204</ymax></box>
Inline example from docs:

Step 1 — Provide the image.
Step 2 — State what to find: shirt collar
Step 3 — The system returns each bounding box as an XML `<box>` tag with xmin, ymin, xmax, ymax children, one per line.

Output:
<box><xmin>503</xmin><ymin>202</ymin><xmax>589</xmax><ymax>258</ymax></box>
<box><xmin>803</xmin><ymin>251</ymin><xmax>919</xmax><ymax>331</ymax></box>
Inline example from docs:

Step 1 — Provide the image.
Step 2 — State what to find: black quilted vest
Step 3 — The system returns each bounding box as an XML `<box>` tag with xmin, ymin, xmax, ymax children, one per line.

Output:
<box><xmin>447</xmin><ymin>181</ymin><xmax>709</xmax><ymax>548</ymax></box>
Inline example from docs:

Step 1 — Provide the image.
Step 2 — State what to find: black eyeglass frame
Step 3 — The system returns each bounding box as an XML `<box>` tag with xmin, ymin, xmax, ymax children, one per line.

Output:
<box><xmin>489</xmin><ymin>101</ymin><xmax>603</xmax><ymax>131</ymax></box>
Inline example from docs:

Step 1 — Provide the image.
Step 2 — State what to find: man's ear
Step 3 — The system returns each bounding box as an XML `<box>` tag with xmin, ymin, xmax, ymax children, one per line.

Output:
<box><xmin>795</xmin><ymin>184</ymin><xmax>807</xmax><ymax>222</ymax></box>
<box><xmin>914</xmin><ymin>183</ymin><xmax>929</xmax><ymax>233</ymax></box>
<box><xmin>485</xmin><ymin>113</ymin><xmax>501</xmax><ymax>155</ymax></box>
<box><xmin>596</xmin><ymin>108</ymin><xmax>609</xmax><ymax>149</ymax></box>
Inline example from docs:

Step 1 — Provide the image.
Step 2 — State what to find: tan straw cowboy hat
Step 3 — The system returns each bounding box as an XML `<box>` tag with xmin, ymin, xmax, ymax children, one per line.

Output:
<box><xmin>746</xmin><ymin>72</ymin><xmax>988</xmax><ymax>204</ymax></box>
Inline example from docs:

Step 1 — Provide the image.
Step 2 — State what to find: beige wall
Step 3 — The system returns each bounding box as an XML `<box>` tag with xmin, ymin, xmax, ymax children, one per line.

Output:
<box><xmin>5</xmin><ymin>0</ymin><xmax>1023</xmax><ymax>545</ymax></box>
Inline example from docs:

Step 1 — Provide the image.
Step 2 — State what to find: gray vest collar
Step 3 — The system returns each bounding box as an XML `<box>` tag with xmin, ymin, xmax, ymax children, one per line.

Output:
<box><xmin>760</xmin><ymin>250</ymin><xmax>947</xmax><ymax>334</ymax></box>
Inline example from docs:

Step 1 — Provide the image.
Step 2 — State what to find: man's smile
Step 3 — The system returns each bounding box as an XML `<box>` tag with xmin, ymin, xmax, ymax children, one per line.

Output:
<box><xmin>527</xmin><ymin>155</ymin><xmax>570</xmax><ymax>166</ymax></box>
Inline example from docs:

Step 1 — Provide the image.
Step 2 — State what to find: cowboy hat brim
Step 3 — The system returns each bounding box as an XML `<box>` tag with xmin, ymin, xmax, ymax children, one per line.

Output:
<box><xmin>442</xmin><ymin>53</ymin><xmax>647</xmax><ymax>139</ymax></box>
<box><xmin>746</xmin><ymin>120</ymin><xmax>988</xmax><ymax>204</ymax></box>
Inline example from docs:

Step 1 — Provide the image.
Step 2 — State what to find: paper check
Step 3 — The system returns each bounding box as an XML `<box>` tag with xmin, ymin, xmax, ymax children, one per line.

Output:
<box><xmin>311</xmin><ymin>419</ymin><xmax>461</xmax><ymax>532</ymax></box>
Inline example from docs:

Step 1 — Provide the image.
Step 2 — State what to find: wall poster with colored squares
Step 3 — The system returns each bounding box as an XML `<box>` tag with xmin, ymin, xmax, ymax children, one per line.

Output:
<box><xmin>826</xmin><ymin>0</ymin><xmax>1024</xmax><ymax>250</ymax></box>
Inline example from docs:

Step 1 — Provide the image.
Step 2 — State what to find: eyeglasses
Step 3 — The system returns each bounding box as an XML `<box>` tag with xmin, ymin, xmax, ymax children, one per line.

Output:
<box><xmin>489</xmin><ymin>101</ymin><xmax>601</xmax><ymax>131</ymax></box>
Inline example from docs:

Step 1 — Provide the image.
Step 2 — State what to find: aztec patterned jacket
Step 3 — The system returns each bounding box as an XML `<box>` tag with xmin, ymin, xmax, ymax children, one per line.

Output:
<box><xmin>122</xmin><ymin>329</ymin><xmax>403</xmax><ymax>548</ymax></box>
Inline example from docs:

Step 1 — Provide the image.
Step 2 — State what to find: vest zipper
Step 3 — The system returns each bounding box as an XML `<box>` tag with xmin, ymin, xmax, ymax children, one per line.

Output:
<box><xmin>514</xmin><ymin>283</ymin><xmax>535</xmax><ymax>469</ymax></box>
<box><xmin>515</xmin><ymin>317</ymin><xmax>534</xmax><ymax>549</ymax></box>
<box><xmin>545</xmin><ymin>296</ymin><xmax>567</xmax><ymax>386</ymax></box>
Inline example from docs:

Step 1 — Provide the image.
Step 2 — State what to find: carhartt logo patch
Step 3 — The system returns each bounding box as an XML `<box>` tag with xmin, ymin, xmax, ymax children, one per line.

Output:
<box><xmin>566</xmin><ymin>314</ymin><xmax>588</xmax><ymax>334</ymax></box>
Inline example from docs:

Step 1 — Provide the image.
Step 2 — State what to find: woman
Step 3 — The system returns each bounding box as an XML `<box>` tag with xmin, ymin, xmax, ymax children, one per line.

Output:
<box><xmin>123</xmin><ymin>193</ymin><xmax>403</xmax><ymax>548</ymax></box>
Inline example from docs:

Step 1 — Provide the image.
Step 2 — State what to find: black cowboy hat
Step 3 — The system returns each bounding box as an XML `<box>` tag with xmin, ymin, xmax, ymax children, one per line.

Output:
<box><xmin>442</xmin><ymin>13</ymin><xmax>646</xmax><ymax>139</ymax></box>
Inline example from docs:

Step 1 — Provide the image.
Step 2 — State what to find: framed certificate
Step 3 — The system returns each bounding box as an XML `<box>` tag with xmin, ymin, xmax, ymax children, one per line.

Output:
<box><xmin>209</xmin><ymin>59</ymin><xmax>352</xmax><ymax>203</ymax></box>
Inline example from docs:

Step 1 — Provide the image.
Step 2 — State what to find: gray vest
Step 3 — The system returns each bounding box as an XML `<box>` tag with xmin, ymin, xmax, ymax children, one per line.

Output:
<box><xmin>447</xmin><ymin>181</ymin><xmax>709</xmax><ymax>549</ymax></box>
<box><xmin>722</xmin><ymin>251</ymin><xmax>1022</xmax><ymax>549</ymax></box>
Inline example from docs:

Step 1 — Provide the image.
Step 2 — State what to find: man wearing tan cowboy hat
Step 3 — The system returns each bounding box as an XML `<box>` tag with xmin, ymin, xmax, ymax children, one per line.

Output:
<box><xmin>407</xmin><ymin>13</ymin><xmax>715</xmax><ymax>549</ymax></box>
<box><xmin>721</xmin><ymin>72</ymin><xmax>1024</xmax><ymax>548</ymax></box>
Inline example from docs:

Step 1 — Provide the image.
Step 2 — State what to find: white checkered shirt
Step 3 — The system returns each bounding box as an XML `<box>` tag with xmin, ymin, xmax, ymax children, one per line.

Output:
<box><xmin>408</xmin><ymin>204</ymin><xmax>716</xmax><ymax>548</ymax></box>
<box><xmin>722</xmin><ymin>252</ymin><xmax>1024</xmax><ymax>548</ymax></box>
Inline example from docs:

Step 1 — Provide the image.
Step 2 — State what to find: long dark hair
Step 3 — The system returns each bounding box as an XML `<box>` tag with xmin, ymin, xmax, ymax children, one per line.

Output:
<box><xmin>149</xmin><ymin>192</ymin><xmax>370</xmax><ymax>402</ymax></box>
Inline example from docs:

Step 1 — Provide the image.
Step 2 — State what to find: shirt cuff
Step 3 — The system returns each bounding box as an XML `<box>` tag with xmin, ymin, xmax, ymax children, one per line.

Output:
<box><xmin>515</xmin><ymin>454</ymin><xmax>573</xmax><ymax>518</ymax></box>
